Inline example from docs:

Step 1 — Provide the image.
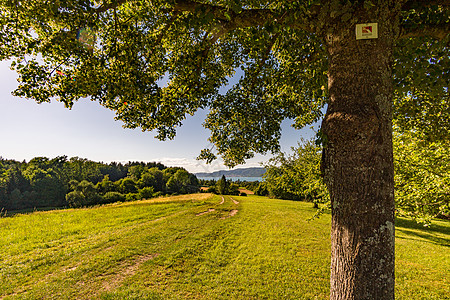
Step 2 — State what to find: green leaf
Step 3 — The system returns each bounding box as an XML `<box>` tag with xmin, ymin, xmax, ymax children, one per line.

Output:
<box><xmin>341</xmin><ymin>13</ymin><xmax>352</xmax><ymax>23</ymax></box>
<box><xmin>230</xmin><ymin>0</ymin><xmax>242</xmax><ymax>14</ymax></box>
<box><xmin>224</xmin><ymin>11</ymin><xmax>232</xmax><ymax>21</ymax></box>
<box><xmin>364</xmin><ymin>1</ymin><xmax>376</xmax><ymax>10</ymax></box>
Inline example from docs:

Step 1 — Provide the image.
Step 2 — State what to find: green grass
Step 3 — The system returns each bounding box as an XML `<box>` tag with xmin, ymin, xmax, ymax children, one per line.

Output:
<box><xmin>0</xmin><ymin>194</ymin><xmax>448</xmax><ymax>299</ymax></box>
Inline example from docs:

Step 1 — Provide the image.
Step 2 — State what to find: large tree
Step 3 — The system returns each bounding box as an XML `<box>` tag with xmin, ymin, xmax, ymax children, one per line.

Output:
<box><xmin>1</xmin><ymin>0</ymin><xmax>448</xmax><ymax>298</ymax></box>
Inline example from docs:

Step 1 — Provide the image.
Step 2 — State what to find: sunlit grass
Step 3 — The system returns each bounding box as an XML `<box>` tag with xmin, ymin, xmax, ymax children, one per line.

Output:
<box><xmin>0</xmin><ymin>194</ymin><xmax>448</xmax><ymax>299</ymax></box>
<box><xmin>395</xmin><ymin>217</ymin><xmax>449</xmax><ymax>300</ymax></box>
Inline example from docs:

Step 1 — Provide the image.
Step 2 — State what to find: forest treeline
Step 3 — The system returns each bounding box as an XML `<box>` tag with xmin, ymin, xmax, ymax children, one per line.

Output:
<box><xmin>0</xmin><ymin>156</ymin><xmax>199</xmax><ymax>211</ymax></box>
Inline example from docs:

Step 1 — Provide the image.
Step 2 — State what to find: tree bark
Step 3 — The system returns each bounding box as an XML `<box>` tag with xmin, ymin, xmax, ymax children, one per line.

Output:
<box><xmin>321</xmin><ymin>4</ymin><xmax>399</xmax><ymax>300</ymax></box>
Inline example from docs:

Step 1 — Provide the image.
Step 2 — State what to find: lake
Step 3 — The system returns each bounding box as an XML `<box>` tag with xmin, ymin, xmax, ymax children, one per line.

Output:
<box><xmin>197</xmin><ymin>177</ymin><xmax>262</xmax><ymax>182</ymax></box>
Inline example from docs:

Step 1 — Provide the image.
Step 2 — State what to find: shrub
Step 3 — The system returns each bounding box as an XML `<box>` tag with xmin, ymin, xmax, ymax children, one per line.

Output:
<box><xmin>184</xmin><ymin>185</ymin><xmax>200</xmax><ymax>194</ymax></box>
<box><xmin>125</xmin><ymin>193</ymin><xmax>139</xmax><ymax>202</ymax></box>
<box><xmin>152</xmin><ymin>191</ymin><xmax>164</xmax><ymax>198</ymax></box>
<box><xmin>255</xmin><ymin>183</ymin><xmax>269</xmax><ymax>196</ymax></box>
<box><xmin>73</xmin><ymin>180</ymin><xmax>102</xmax><ymax>205</ymax></box>
<box><xmin>66</xmin><ymin>191</ymin><xmax>86</xmax><ymax>208</ymax></box>
<box><xmin>228</xmin><ymin>183</ymin><xmax>240</xmax><ymax>195</ymax></box>
<box><xmin>103</xmin><ymin>192</ymin><xmax>125</xmax><ymax>204</ymax></box>
<box><xmin>118</xmin><ymin>178</ymin><xmax>138</xmax><ymax>194</ymax></box>
<box><xmin>138</xmin><ymin>187</ymin><xmax>154</xmax><ymax>200</ymax></box>
<box><xmin>96</xmin><ymin>175</ymin><xmax>116</xmax><ymax>194</ymax></box>
<box><xmin>206</xmin><ymin>186</ymin><xmax>216</xmax><ymax>193</ymax></box>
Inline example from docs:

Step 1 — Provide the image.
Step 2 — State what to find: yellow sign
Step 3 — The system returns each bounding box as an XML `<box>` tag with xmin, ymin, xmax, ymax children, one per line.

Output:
<box><xmin>356</xmin><ymin>23</ymin><xmax>378</xmax><ymax>40</ymax></box>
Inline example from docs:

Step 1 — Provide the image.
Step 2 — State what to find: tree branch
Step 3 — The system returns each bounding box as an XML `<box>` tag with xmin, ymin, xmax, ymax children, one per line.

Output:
<box><xmin>418</xmin><ymin>200</ymin><xmax>447</xmax><ymax>207</ymax></box>
<box><xmin>402</xmin><ymin>0</ymin><xmax>450</xmax><ymax>11</ymax></box>
<box><xmin>93</xmin><ymin>0</ymin><xmax>314</xmax><ymax>33</ymax></box>
<box><xmin>96</xmin><ymin>0</ymin><xmax>128</xmax><ymax>13</ymax></box>
<box><xmin>246</xmin><ymin>32</ymin><xmax>281</xmax><ymax>93</ymax></box>
<box><xmin>173</xmin><ymin>0</ymin><xmax>277</xmax><ymax>27</ymax></box>
<box><xmin>398</xmin><ymin>22</ymin><xmax>450</xmax><ymax>40</ymax></box>
<box><xmin>173</xmin><ymin>0</ymin><xmax>312</xmax><ymax>31</ymax></box>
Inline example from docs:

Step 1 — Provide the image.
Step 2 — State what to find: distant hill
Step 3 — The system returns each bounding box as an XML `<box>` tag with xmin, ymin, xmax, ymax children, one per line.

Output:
<box><xmin>195</xmin><ymin>167</ymin><xmax>266</xmax><ymax>178</ymax></box>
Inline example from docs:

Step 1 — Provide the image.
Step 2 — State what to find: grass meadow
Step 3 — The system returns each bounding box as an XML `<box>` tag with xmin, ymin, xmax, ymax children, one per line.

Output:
<box><xmin>0</xmin><ymin>194</ymin><xmax>448</xmax><ymax>299</ymax></box>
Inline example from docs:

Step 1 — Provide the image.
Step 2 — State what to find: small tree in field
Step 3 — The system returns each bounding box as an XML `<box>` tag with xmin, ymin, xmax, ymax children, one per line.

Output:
<box><xmin>264</xmin><ymin>139</ymin><xmax>328</xmax><ymax>205</ymax></box>
<box><xmin>216</xmin><ymin>175</ymin><xmax>229</xmax><ymax>195</ymax></box>
<box><xmin>1</xmin><ymin>1</ymin><xmax>448</xmax><ymax>298</ymax></box>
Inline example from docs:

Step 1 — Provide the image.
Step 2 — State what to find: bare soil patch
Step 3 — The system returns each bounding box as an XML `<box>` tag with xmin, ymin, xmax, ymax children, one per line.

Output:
<box><xmin>196</xmin><ymin>208</ymin><xmax>215</xmax><ymax>216</ymax></box>
<box><xmin>221</xmin><ymin>209</ymin><xmax>239</xmax><ymax>219</ymax></box>
<box><xmin>102</xmin><ymin>254</ymin><xmax>159</xmax><ymax>292</ymax></box>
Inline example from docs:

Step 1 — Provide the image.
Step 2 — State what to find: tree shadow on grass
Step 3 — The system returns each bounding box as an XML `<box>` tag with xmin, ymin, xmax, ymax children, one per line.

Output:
<box><xmin>1</xmin><ymin>206</ymin><xmax>62</xmax><ymax>218</ymax></box>
<box><xmin>395</xmin><ymin>217</ymin><xmax>450</xmax><ymax>247</ymax></box>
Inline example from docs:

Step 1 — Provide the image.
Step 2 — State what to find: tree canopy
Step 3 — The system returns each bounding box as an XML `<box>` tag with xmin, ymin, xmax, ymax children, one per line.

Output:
<box><xmin>1</xmin><ymin>0</ymin><xmax>447</xmax><ymax>166</ymax></box>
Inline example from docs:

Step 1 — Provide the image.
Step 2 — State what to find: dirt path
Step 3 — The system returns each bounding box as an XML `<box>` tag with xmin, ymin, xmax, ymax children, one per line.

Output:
<box><xmin>196</xmin><ymin>208</ymin><xmax>216</xmax><ymax>216</ymax></box>
<box><xmin>221</xmin><ymin>209</ymin><xmax>239</xmax><ymax>220</ymax></box>
<box><xmin>229</xmin><ymin>209</ymin><xmax>238</xmax><ymax>217</ymax></box>
<box><xmin>101</xmin><ymin>254</ymin><xmax>159</xmax><ymax>293</ymax></box>
<box><xmin>196</xmin><ymin>196</ymin><xmax>238</xmax><ymax>218</ymax></box>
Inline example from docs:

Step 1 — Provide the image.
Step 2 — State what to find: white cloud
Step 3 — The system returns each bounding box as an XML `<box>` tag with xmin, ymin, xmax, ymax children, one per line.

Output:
<box><xmin>157</xmin><ymin>157</ymin><xmax>267</xmax><ymax>174</ymax></box>
<box><xmin>112</xmin><ymin>157</ymin><xmax>266</xmax><ymax>174</ymax></box>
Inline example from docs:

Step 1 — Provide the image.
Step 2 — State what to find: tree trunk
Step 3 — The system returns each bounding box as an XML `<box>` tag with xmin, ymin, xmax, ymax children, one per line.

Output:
<box><xmin>321</xmin><ymin>4</ymin><xmax>399</xmax><ymax>300</ymax></box>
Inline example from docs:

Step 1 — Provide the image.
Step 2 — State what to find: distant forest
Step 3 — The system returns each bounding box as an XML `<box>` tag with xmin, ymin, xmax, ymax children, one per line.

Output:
<box><xmin>0</xmin><ymin>156</ymin><xmax>199</xmax><ymax>212</ymax></box>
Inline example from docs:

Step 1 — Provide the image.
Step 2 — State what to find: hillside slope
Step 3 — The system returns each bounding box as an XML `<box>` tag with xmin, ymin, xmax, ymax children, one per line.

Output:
<box><xmin>0</xmin><ymin>195</ymin><xmax>448</xmax><ymax>299</ymax></box>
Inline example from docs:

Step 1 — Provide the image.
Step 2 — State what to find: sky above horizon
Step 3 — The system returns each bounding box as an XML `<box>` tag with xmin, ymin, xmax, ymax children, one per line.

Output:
<box><xmin>0</xmin><ymin>60</ymin><xmax>318</xmax><ymax>173</ymax></box>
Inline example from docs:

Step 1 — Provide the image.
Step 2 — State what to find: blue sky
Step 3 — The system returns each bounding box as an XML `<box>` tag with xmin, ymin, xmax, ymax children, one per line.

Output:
<box><xmin>0</xmin><ymin>60</ymin><xmax>316</xmax><ymax>173</ymax></box>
